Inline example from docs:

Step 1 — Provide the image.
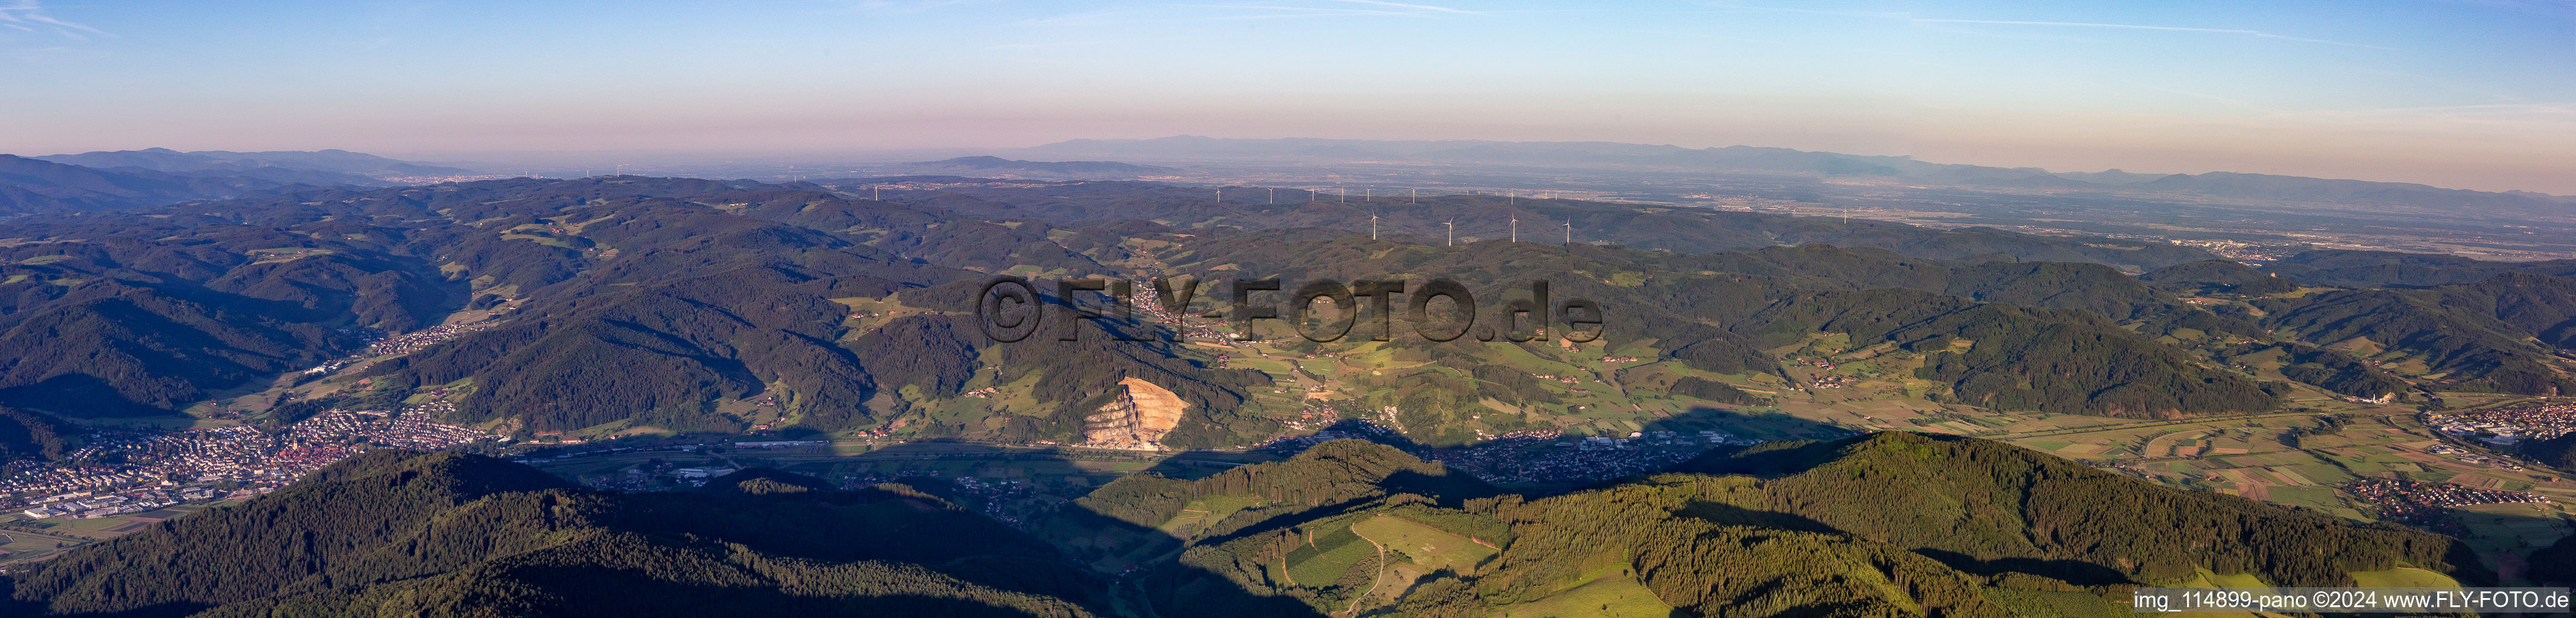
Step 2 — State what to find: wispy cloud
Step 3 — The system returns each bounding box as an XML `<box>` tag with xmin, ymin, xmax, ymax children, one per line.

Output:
<box><xmin>1909</xmin><ymin>19</ymin><xmax>2396</xmax><ymax>50</ymax></box>
<box><xmin>0</xmin><ymin>0</ymin><xmax>107</xmax><ymax>39</ymax></box>
<box><xmin>1175</xmin><ymin>1</ymin><xmax>1486</xmax><ymax>20</ymax></box>
<box><xmin>1325</xmin><ymin>0</ymin><xmax>1484</xmax><ymax>16</ymax></box>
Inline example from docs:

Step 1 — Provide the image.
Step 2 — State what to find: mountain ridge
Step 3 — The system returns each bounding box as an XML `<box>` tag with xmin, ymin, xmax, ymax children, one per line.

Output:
<box><xmin>1018</xmin><ymin>136</ymin><xmax>2571</xmax><ymax>209</ymax></box>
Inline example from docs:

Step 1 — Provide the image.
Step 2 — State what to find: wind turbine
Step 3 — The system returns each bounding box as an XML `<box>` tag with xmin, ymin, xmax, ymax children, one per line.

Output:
<box><xmin>1269</xmin><ymin>188</ymin><xmax>1275</xmax><ymax>204</ymax></box>
<box><xmin>1216</xmin><ymin>187</ymin><xmax>1223</xmax><ymax>202</ymax></box>
<box><xmin>1564</xmin><ymin>220</ymin><xmax>1572</xmax><ymax>245</ymax></box>
<box><xmin>1446</xmin><ymin>218</ymin><xmax>1455</xmax><ymax>247</ymax></box>
<box><xmin>872</xmin><ymin>185</ymin><xmax>881</xmax><ymax>200</ymax></box>
<box><xmin>1511</xmin><ymin>215</ymin><xmax>1517</xmax><ymax>243</ymax></box>
<box><xmin>1371</xmin><ymin>211</ymin><xmax>1380</xmax><ymax>240</ymax></box>
<box><xmin>1412</xmin><ymin>188</ymin><xmax>1418</xmax><ymax>203</ymax></box>
<box><xmin>1365</xmin><ymin>188</ymin><xmax>1371</xmax><ymax>202</ymax></box>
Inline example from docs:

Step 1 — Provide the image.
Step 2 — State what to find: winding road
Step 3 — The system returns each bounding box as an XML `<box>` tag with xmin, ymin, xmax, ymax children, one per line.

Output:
<box><xmin>1343</xmin><ymin>529</ymin><xmax>1389</xmax><ymax>617</ymax></box>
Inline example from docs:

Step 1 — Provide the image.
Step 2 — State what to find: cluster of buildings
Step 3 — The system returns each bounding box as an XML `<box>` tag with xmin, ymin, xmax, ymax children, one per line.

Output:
<box><xmin>2420</xmin><ymin>444</ymin><xmax>2530</xmax><ymax>471</ymax></box>
<box><xmin>1</xmin><ymin>408</ymin><xmax>497</xmax><ymax>519</ymax></box>
<box><xmin>2171</xmin><ymin>238</ymin><xmax>2305</xmax><ymax>263</ymax></box>
<box><xmin>298</xmin><ymin>320</ymin><xmax>503</xmax><ymax>378</ymax></box>
<box><xmin>365</xmin><ymin>320</ymin><xmax>500</xmax><ymax>357</ymax></box>
<box><xmin>2425</xmin><ymin>404</ymin><xmax>2576</xmax><ymax>446</ymax></box>
<box><xmin>301</xmin><ymin>358</ymin><xmax>357</xmax><ymax>375</ymax></box>
<box><xmin>1255</xmin><ymin>418</ymin><xmax>1405</xmax><ymax>453</ymax></box>
<box><xmin>286</xmin><ymin>409</ymin><xmax>492</xmax><ymax>450</ymax></box>
<box><xmin>1124</xmin><ymin>289</ymin><xmax>1230</xmax><ymax>341</ymax></box>
<box><xmin>14</xmin><ymin>485</ymin><xmax>214</xmax><ymax>520</ymax></box>
<box><xmin>835</xmin><ymin>470</ymin><xmax>1043</xmax><ymax>529</ymax></box>
<box><xmin>572</xmin><ymin>460</ymin><xmax>741</xmax><ymax>491</ymax></box>
<box><xmin>2344</xmin><ymin>478</ymin><xmax>2549</xmax><ymax>534</ymax></box>
<box><xmin>945</xmin><ymin>475</ymin><xmax>1035</xmax><ymax>529</ymax></box>
<box><xmin>1277</xmin><ymin>400</ymin><xmax>1376</xmax><ymax>432</ymax></box>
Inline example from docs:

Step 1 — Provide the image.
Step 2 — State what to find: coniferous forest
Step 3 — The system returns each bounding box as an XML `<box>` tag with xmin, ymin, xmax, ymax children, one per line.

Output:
<box><xmin>0</xmin><ymin>173</ymin><xmax>2568</xmax><ymax>616</ymax></box>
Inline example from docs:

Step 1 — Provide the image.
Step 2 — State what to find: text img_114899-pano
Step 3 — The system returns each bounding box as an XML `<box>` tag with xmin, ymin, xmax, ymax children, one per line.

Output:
<box><xmin>974</xmin><ymin>276</ymin><xmax>1604</xmax><ymax>345</ymax></box>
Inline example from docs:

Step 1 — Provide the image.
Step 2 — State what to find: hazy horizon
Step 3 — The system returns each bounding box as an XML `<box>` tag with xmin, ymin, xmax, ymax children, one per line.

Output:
<box><xmin>5</xmin><ymin>1</ymin><xmax>2572</xmax><ymax>193</ymax></box>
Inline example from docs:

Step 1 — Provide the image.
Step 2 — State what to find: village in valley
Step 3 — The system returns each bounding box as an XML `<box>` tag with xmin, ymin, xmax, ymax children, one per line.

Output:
<box><xmin>2</xmin><ymin>290</ymin><xmax>2572</xmax><ymax>580</ymax></box>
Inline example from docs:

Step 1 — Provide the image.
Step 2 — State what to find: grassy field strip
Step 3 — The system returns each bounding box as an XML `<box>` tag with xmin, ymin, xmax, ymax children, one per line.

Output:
<box><xmin>1491</xmin><ymin>552</ymin><xmax>1670</xmax><ymax>618</ymax></box>
<box><xmin>1284</xmin><ymin>527</ymin><xmax>1374</xmax><ymax>589</ymax></box>
<box><xmin>1350</xmin><ymin>515</ymin><xmax>1497</xmax><ymax>573</ymax></box>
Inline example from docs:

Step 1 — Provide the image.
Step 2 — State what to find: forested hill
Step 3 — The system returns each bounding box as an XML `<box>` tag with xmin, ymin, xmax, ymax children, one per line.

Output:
<box><xmin>0</xmin><ymin>174</ymin><xmax>2230</xmax><ymax>435</ymax></box>
<box><xmin>0</xmin><ymin>154</ymin><xmax>322</xmax><ymax>214</ymax></box>
<box><xmin>0</xmin><ymin>173</ymin><xmax>2567</xmax><ymax>444</ymax></box>
<box><xmin>837</xmin><ymin>177</ymin><xmax>2219</xmax><ymax>271</ymax></box>
<box><xmin>0</xmin><ymin>407</ymin><xmax>66</xmax><ymax>460</ymax></box>
<box><xmin>1669</xmin><ymin>432</ymin><xmax>2483</xmax><ymax>587</ymax></box>
<box><xmin>2262</xmin><ymin>250</ymin><xmax>2576</xmax><ymax>288</ymax></box>
<box><xmin>2</xmin><ymin>450</ymin><xmax>1117</xmax><ymax>617</ymax></box>
<box><xmin>984</xmin><ymin>433</ymin><xmax>2482</xmax><ymax>617</ymax></box>
<box><xmin>7</xmin><ymin>433</ymin><xmax>2472</xmax><ymax>617</ymax></box>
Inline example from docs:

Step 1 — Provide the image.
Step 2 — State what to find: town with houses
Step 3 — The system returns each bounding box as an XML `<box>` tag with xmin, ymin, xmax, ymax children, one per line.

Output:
<box><xmin>4</xmin><ymin>409</ymin><xmax>497</xmax><ymax>521</ymax></box>
<box><xmin>4</xmin><ymin>296</ymin><xmax>2568</xmax><ymax>568</ymax></box>
<box><xmin>2425</xmin><ymin>403</ymin><xmax>2576</xmax><ymax>446</ymax></box>
<box><xmin>2342</xmin><ymin>477</ymin><xmax>2552</xmax><ymax>536</ymax></box>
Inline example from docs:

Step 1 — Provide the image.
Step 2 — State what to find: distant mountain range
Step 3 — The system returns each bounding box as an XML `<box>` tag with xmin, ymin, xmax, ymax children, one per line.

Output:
<box><xmin>1018</xmin><ymin>136</ymin><xmax>2575</xmax><ymax>217</ymax></box>
<box><xmin>37</xmin><ymin>147</ymin><xmax>474</xmax><ymax>183</ymax></box>
<box><xmin>0</xmin><ymin>148</ymin><xmax>478</xmax><ymax>214</ymax></box>
<box><xmin>877</xmin><ymin>155</ymin><xmax>1175</xmax><ymax>179</ymax></box>
<box><xmin>0</xmin><ymin>154</ymin><xmax>311</xmax><ymax>214</ymax></box>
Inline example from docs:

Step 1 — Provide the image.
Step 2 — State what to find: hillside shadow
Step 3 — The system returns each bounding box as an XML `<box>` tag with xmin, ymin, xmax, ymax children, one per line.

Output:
<box><xmin>1911</xmin><ymin>549</ymin><xmax>2136</xmax><ymax>586</ymax></box>
<box><xmin>1640</xmin><ymin>406</ymin><xmax>1854</xmax><ymax>442</ymax></box>
<box><xmin>2440</xmin><ymin>509</ymin><xmax>2569</xmax><ymax>585</ymax></box>
<box><xmin>1673</xmin><ymin>499</ymin><xmax>1842</xmax><ymax>535</ymax></box>
<box><xmin>0</xmin><ymin>374</ymin><xmax>175</xmax><ymax>418</ymax></box>
<box><xmin>747</xmin><ymin>439</ymin><xmax>1331</xmax><ymax>617</ymax></box>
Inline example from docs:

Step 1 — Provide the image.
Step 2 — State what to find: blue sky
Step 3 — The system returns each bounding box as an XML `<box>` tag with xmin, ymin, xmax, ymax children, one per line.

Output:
<box><xmin>3</xmin><ymin>1</ymin><xmax>2571</xmax><ymax>192</ymax></box>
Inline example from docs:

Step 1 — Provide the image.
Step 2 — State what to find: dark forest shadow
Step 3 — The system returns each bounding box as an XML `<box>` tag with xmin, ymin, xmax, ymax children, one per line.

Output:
<box><xmin>750</xmin><ymin>439</ymin><xmax>1329</xmax><ymax>617</ymax></box>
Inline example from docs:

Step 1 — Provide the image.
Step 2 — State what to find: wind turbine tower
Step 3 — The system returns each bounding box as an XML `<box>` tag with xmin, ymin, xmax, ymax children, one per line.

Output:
<box><xmin>1446</xmin><ymin>218</ymin><xmax>1455</xmax><ymax>247</ymax></box>
<box><xmin>1371</xmin><ymin>211</ymin><xmax>1379</xmax><ymax>240</ymax></box>
<box><xmin>1564</xmin><ymin>221</ymin><xmax>1572</xmax><ymax>245</ymax></box>
<box><xmin>1511</xmin><ymin>216</ymin><xmax>1517</xmax><ymax>243</ymax></box>
<box><xmin>1269</xmin><ymin>188</ymin><xmax>1275</xmax><ymax>204</ymax></box>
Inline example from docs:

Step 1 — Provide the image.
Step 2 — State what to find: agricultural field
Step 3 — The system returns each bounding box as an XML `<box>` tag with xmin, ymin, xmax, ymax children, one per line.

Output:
<box><xmin>1351</xmin><ymin>514</ymin><xmax>1496</xmax><ymax>573</ymax></box>
<box><xmin>2346</xmin><ymin>567</ymin><xmax>2463</xmax><ymax>588</ymax></box>
<box><xmin>1283</xmin><ymin>526</ymin><xmax>1377</xmax><ymax>587</ymax></box>
<box><xmin>1159</xmin><ymin>495</ymin><xmax>1265</xmax><ymax>538</ymax></box>
<box><xmin>1489</xmin><ymin>549</ymin><xmax>1670</xmax><ymax>618</ymax></box>
<box><xmin>1990</xmin><ymin>408</ymin><xmax>2576</xmax><ymax>579</ymax></box>
<box><xmin>0</xmin><ymin>502</ymin><xmax>232</xmax><ymax>565</ymax></box>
